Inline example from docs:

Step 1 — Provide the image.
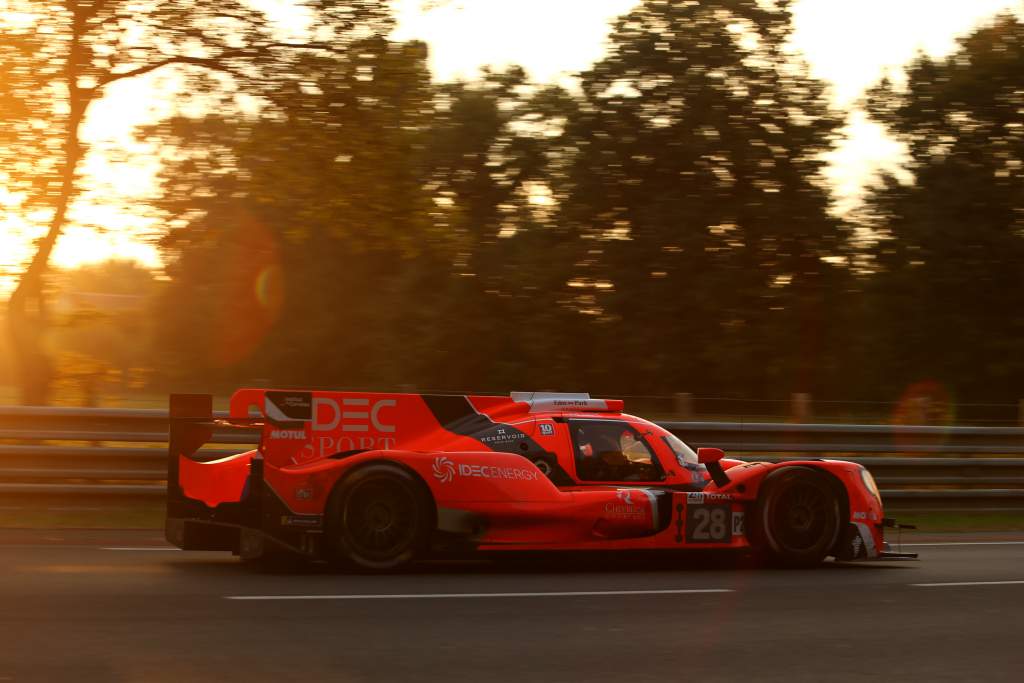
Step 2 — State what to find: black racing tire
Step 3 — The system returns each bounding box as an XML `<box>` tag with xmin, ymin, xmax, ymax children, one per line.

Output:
<box><xmin>326</xmin><ymin>463</ymin><xmax>433</xmax><ymax>572</ymax></box>
<box><xmin>752</xmin><ymin>467</ymin><xmax>841</xmax><ymax>568</ymax></box>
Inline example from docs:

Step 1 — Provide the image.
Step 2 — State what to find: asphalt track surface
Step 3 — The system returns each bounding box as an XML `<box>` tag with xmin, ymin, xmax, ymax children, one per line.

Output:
<box><xmin>0</xmin><ymin>530</ymin><xmax>1022</xmax><ymax>682</ymax></box>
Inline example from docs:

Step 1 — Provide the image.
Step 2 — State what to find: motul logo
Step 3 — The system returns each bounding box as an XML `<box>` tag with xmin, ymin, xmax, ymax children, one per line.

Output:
<box><xmin>270</xmin><ymin>429</ymin><xmax>306</xmax><ymax>440</ymax></box>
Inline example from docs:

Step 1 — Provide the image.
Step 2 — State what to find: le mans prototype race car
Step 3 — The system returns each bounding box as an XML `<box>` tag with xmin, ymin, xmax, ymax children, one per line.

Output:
<box><xmin>166</xmin><ymin>389</ymin><xmax>916</xmax><ymax>570</ymax></box>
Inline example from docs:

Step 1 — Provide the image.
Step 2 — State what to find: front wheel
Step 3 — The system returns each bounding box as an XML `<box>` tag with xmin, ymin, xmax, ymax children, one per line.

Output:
<box><xmin>752</xmin><ymin>467</ymin><xmax>841</xmax><ymax>568</ymax></box>
<box><xmin>326</xmin><ymin>463</ymin><xmax>433</xmax><ymax>572</ymax></box>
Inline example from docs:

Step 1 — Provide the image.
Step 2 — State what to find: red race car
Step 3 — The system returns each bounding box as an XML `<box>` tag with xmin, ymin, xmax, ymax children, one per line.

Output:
<box><xmin>166</xmin><ymin>389</ymin><xmax>915</xmax><ymax>570</ymax></box>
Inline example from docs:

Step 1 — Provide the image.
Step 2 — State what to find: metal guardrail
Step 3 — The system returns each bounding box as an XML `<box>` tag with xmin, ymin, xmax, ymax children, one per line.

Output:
<box><xmin>1</xmin><ymin>406</ymin><xmax>1023</xmax><ymax>510</ymax></box>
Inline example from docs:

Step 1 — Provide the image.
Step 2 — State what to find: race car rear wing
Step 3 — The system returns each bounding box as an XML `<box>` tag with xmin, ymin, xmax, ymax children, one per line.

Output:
<box><xmin>167</xmin><ymin>394</ymin><xmax>306</xmax><ymax>555</ymax></box>
<box><xmin>167</xmin><ymin>394</ymin><xmax>264</xmax><ymax>514</ymax></box>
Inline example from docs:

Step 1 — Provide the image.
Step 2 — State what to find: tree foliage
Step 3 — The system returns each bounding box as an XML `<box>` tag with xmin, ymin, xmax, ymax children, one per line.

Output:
<box><xmin>864</xmin><ymin>14</ymin><xmax>1024</xmax><ymax>400</ymax></box>
<box><xmin>12</xmin><ymin>1</ymin><xmax>1024</xmax><ymax>407</ymax></box>
<box><xmin>0</xmin><ymin>0</ymin><xmax>389</xmax><ymax>403</ymax></box>
<box><xmin>547</xmin><ymin>0</ymin><xmax>849</xmax><ymax>396</ymax></box>
<box><xmin>148</xmin><ymin>0</ymin><xmax>855</xmax><ymax>398</ymax></box>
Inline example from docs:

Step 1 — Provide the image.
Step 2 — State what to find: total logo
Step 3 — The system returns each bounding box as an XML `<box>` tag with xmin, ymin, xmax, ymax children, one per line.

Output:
<box><xmin>686</xmin><ymin>492</ymin><xmax>733</xmax><ymax>504</ymax></box>
<box><xmin>431</xmin><ymin>456</ymin><xmax>540</xmax><ymax>483</ymax></box>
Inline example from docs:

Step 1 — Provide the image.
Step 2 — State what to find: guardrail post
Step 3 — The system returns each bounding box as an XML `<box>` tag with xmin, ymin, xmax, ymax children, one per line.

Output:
<box><xmin>674</xmin><ymin>393</ymin><xmax>693</xmax><ymax>420</ymax></box>
<box><xmin>909</xmin><ymin>397</ymin><xmax>931</xmax><ymax>424</ymax></box>
<box><xmin>791</xmin><ymin>393</ymin><xmax>812</xmax><ymax>423</ymax></box>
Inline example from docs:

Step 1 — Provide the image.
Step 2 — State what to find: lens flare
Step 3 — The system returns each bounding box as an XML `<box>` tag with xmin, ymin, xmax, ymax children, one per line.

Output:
<box><xmin>209</xmin><ymin>216</ymin><xmax>285</xmax><ymax>368</ymax></box>
<box><xmin>255</xmin><ymin>265</ymin><xmax>284</xmax><ymax>311</ymax></box>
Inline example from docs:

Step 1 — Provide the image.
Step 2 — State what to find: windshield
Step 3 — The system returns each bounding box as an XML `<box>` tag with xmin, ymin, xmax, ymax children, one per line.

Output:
<box><xmin>661</xmin><ymin>432</ymin><xmax>699</xmax><ymax>467</ymax></box>
<box><xmin>571</xmin><ymin>420</ymin><xmax>665</xmax><ymax>482</ymax></box>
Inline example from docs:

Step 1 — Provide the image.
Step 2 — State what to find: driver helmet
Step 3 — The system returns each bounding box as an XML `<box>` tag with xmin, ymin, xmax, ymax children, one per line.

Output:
<box><xmin>577</xmin><ymin>428</ymin><xmax>594</xmax><ymax>457</ymax></box>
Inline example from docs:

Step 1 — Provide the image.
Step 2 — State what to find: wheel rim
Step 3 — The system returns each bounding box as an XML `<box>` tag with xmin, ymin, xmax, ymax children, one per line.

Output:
<box><xmin>770</xmin><ymin>481</ymin><xmax>833</xmax><ymax>553</ymax></box>
<box><xmin>343</xmin><ymin>477</ymin><xmax>418</xmax><ymax>561</ymax></box>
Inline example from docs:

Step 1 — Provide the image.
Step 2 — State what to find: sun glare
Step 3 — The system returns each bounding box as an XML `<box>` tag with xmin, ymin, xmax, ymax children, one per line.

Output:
<box><xmin>790</xmin><ymin>0</ymin><xmax>1023</xmax><ymax>105</ymax></box>
<box><xmin>391</xmin><ymin>0</ymin><xmax>641</xmax><ymax>84</ymax></box>
<box><xmin>51</xmin><ymin>223</ymin><xmax>161</xmax><ymax>272</ymax></box>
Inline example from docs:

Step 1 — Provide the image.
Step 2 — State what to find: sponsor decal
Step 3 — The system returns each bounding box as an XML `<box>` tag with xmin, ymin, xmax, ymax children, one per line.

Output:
<box><xmin>433</xmin><ymin>456</ymin><xmax>456</xmax><ymax>484</ymax></box>
<box><xmin>732</xmin><ymin>511</ymin><xmax>745</xmax><ymax>536</ymax></box>
<box><xmin>551</xmin><ymin>399</ymin><xmax>594</xmax><ymax>408</ymax></box>
<box><xmin>294</xmin><ymin>487</ymin><xmax>313</xmax><ymax>500</ymax></box>
<box><xmin>686</xmin><ymin>492</ymin><xmax>733</xmax><ymax>504</ymax></box>
<box><xmin>851</xmin><ymin>521</ymin><xmax>878</xmax><ymax>558</ymax></box>
<box><xmin>265</xmin><ymin>391</ymin><xmax>313</xmax><ymax>422</ymax></box>
<box><xmin>312</xmin><ymin>397</ymin><xmax>396</xmax><ymax>433</ymax></box>
<box><xmin>306</xmin><ymin>397</ymin><xmax>400</xmax><ymax>457</ymax></box>
<box><xmin>853</xmin><ymin>511</ymin><xmax>867</xmax><ymax>521</ymax></box>
<box><xmin>478</xmin><ymin>427</ymin><xmax>520</xmax><ymax>447</ymax></box>
<box><xmin>270</xmin><ymin>428</ymin><xmax>306</xmax><ymax>440</ymax></box>
<box><xmin>538</xmin><ymin>423</ymin><xmax>555</xmax><ymax>436</ymax></box>
<box><xmin>432</xmin><ymin>455</ymin><xmax>541</xmax><ymax>483</ymax></box>
<box><xmin>603</xmin><ymin>489</ymin><xmax>646</xmax><ymax>520</ymax></box>
<box><xmin>457</xmin><ymin>464</ymin><xmax>540</xmax><ymax>481</ymax></box>
<box><xmin>310</xmin><ymin>435</ymin><xmax>398</xmax><ymax>459</ymax></box>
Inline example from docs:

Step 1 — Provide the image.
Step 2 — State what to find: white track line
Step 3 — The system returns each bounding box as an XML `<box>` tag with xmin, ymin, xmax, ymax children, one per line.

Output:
<box><xmin>912</xmin><ymin>580</ymin><xmax>1024</xmax><ymax>587</ymax></box>
<box><xmin>900</xmin><ymin>541</ymin><xmax>1024</xmax><ymax>547</ymax></box>
<box><xmin>102</xmin><ymin>547</ymin><xmax>180</xmax><ymax>551</ymax></box>
<box><xmin>226</xmin><ymin>588</ymin><xmax>733</xmax><ymax>601</ymax></box>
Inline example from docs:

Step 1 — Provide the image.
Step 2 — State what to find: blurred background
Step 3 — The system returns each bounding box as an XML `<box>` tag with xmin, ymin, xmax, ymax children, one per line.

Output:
<box><xmin>2</xmin><ymin>0</ymin><xmax>1024</xmax><ymax>425</ymax></box>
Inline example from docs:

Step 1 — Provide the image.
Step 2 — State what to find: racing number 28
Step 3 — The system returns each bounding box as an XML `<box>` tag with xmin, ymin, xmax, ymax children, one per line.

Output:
<box><xmin>685</xmin><ymin>504</ymin><xmax>731</xmax><ymax>543</ymax></box>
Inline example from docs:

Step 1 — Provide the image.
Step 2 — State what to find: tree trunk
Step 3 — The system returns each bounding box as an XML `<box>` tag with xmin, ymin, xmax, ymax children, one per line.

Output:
<box><xmin>6</xmin><ymin>139</ymin><xmax>81</xmax><ymax>404</ymax></box>
<box><xmin>6</xmin><ymin>5</ymin><xmax>90</xmax><ymax>405</ymax></box>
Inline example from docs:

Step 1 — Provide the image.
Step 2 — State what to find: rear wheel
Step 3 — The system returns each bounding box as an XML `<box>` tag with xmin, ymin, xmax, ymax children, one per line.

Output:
<box><xmin>753</xmin><ymin>467</ymin><xmax>841</xmax><ymax>568</ymax></box>
<box><xmin>326</xmin><ymin>463</ymin><xmax>433</xmax><ymax>572</ymax></box>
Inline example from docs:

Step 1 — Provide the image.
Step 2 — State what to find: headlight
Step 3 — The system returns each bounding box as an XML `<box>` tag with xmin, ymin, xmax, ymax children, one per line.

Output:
<box><xmin>860</xmin><ymin>467</ymin><xmax>881</xmax><ymax>503</ymax></box>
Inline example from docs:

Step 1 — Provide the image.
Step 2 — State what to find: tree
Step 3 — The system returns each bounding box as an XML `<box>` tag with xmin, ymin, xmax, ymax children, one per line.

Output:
<box><xmin>49</xmin><ymin>260</ymin><xmax>158</xmax><ymax>405</ymax></box>
<box><xmin>148</xmin><ymin>36</ymin><xmax>443</xmax><ymax>390</ymax></box>
<box><xmin>148</xmin><ymin>0</ymin><xmax>853</xmax><ymax>399</ymax></box>
<box><xmin>148</xmin><ymin>32</ymin><xmax>587</xmax><ymax>392</ymax></box>
<box><xmin>865</xmin><ymin>14</ymin><xmax>1024</xmax><ymax>400</ymax></box>
<box><xmin>546</xmin><ymin>0</ymin><xmax>849</xmax><ymax>396</ymax></box>
<box><xmin>0</xmin><ymin>0</ymin><xmax>390</xmax><ymax>404</ymax></box>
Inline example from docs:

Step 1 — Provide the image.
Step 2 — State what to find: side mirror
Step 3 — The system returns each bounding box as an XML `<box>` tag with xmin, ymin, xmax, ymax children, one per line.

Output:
<box><xmin>696</xmin><ymin>447</ymin><xmax>730</xmax><ymax>486</ymax></box>
<box><xmin>697</xmin><ymin>447</ymin><xmax>725</xmax><ymax>464</ymax></box>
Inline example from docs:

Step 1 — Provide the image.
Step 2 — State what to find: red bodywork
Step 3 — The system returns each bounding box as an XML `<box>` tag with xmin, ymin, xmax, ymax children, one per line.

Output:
<box><xmin>166</xmin><ymin>390</ymin><xmax>889</xmax><ymax>561</ymax></box>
